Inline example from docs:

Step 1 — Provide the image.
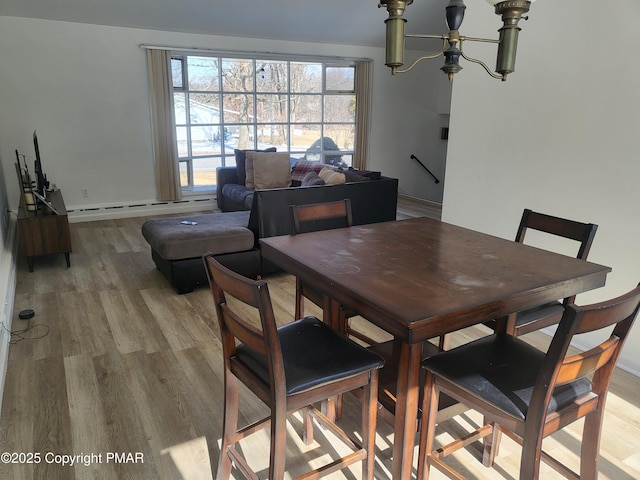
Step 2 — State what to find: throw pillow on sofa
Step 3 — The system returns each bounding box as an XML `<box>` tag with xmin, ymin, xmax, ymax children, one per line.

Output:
<box><xmin>291</xmin><ymin>159</ymin><xmax>325</xmax><ymax>182</ymax></box>
<box><xmin>301</xmin><ymin>171</ymin><xmax>325</xmax><ymax>186</ymax></box>
<box><xmin>247</xmin><ymin>152</ymin><xmax>292</xmax><ymax>189</ymax></box>
<box><xmin>319</xmin><ymin>166</ymin><xmax>346</xmax><ymax>185</ymax></box>
<box><xmin>234</xmin><ymin>147</ymin><xmax>276</xmax><ymax>185</ymax></box>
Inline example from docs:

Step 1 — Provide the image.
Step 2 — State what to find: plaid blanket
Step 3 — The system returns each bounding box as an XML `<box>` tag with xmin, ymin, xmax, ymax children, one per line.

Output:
<box><xmin>291</xmin><ymin>160</ymin><xmax>329</xmax><ymax>182</ymax></box>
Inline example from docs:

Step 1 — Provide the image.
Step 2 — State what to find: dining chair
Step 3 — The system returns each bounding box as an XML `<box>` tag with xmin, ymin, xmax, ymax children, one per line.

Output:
<box><xmin>289</xmin><ymin>198</ymin><xmax>381</xmax><ymax>346</ymax></box>
<box><xmin>203</xmin><ymin>253</ymin><xmax>385</xmax><ymax>480</ymax></box>
<box><xmin>489</xmin><ymin>208</ymin><xmax>598</xmax><ymax>337</ymax></box>
<box><xmin>416</xmin><ymin>283</ymin><xmax>640</xmax><ymax>480</ymax></box>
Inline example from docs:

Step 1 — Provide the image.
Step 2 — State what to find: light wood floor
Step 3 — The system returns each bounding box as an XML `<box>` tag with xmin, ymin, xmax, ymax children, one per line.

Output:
<box><xmin>1</xmin><ymin>197</ymin><xmax>639</xmax><ymax>479</ymax></box>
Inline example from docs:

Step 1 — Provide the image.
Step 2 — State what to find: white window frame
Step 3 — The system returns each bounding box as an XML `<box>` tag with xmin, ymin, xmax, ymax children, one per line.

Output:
<box><xmin>170</xmin><ymin>52</ymin><xmax>359</xmax><ymax>193</ymax></box>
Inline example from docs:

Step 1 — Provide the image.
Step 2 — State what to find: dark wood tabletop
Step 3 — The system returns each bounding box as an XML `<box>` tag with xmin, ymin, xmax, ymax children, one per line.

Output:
<box><xmin>260</xmin><ymin>216</ymin><xmax>611</xmax><ymax>479</ymax></box>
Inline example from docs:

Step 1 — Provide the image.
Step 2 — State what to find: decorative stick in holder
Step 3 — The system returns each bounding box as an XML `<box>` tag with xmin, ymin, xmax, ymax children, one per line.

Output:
<box><xmin>15</xmin><ymin>150</ymin><xmax>37</xmax><ymax>213</ymax></box>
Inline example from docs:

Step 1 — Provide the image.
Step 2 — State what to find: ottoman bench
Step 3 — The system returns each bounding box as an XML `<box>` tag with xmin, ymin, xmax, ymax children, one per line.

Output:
<box><xmin>141</xmin><ymin>211</ymin><xmax>261</xmax><ymax>293</ymax></box>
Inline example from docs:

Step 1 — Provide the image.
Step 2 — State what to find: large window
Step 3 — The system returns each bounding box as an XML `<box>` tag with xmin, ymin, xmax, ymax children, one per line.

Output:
<box><xmin>170</xmin><ymin>54</ymin><xmax>357</xmax><ymax>192</ymax></box>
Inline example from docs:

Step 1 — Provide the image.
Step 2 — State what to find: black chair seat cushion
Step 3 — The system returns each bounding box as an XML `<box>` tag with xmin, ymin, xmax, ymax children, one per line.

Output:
<box><xmin>235</xmin><ymin>316</ymin><xmax>385</xmax><ymax>395</ymax></box>
<box><xmin>422</xmin><ymin>334</ymin><xmax>592</xmax><ymax>421</ymax></box>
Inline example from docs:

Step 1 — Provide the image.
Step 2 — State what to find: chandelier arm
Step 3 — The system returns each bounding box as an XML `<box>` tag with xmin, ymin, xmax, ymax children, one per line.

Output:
<box><xmin>459</xmin><ymin>43</ymin><xmax>505</xmax><ymax>80</ymax></box>
<box><xmin>394</xmin><ymin>52</ymin><xmax>444</xmax><ymax>74</ymax></box>
<box><xmin>457</xmin><ymin>35</ymin><xmax>500</xmax><ymax>45</ymax></box>
<box><xmin>394</xmin><ymin>38</ymin><xmax>447</xmax><ymax>74</ymax></box>
<box><xmin>405</xmin><ymin>34</ymin><xmax>449</xmax><ymax>40</ymax></box>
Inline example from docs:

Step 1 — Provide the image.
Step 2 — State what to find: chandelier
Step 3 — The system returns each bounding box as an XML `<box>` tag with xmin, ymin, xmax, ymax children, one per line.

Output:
<box><xmin>379</xmin><ymin>0</ymin><xmax>535</xmax><ymax>81</ymax></box>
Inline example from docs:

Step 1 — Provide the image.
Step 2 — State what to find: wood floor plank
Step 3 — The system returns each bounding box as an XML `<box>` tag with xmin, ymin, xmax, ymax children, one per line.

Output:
<box><xmin>98</xmin><ymin>290</ymin><xmax>147</xmax><ymax>355</ymax></box>
<box><xmin>118</xmin><ymin>225</ymin><xmax>148</xmax><ymax>253</ymax></box>
<box><xmin>74</xmin><ymin>227</ymin><xmax>108</xmax><ymax>256</ymax></box>
<box><xmin>18</xmin><ymin>257</ymin><xmax>75</xmax><ymax>294</ymax></box>
<box><xmin>67</xmin><ymin>254</ymin><xmax>101</xmax><ymax>294</ymax></box>
<box><xmin>28</xmin><ymin>293</ymin><xmax>63</xmax><ymax>362</ymax></box>
<box><xmin>161</xmin><ymin>436</ymin><xmax>214</xmax><ymax>480</ymax></box>
<box><xmin>139</xmin><ymin>288</ymin><xmax>218</xmax><ymax>352</ymax></box>
<box><xmin>88</xmin><ymin>253</ymin><xmax>125</xmax><ymax>292</ymax></box>
<box><xmin>172</xmin><ymin>347</ymin><xmax>225</xmax><ymax>443</ymax></box>
<box><xmin>92</xmin><ymin>351</ymin><xmax>160</xmax><ymax>479</ymax></box>
<box><xmin>98</xmin><ymin>289</ymin><xmax>170</xmax><ymax>355</ymax></box>
<box><xmin>31</xmin><ymin>355</ymin><xmax>75</xmax><ymax>480</ymax></box>
<box><xmin>110</xmin><ymin>250</ymin><xmax>165</xmax><ymax>291</ymax></box>
<box><xmin>122</xmin><ymin>350</ymin><xmax>200</xmax><ymax>479</ymax></box>
<box><xmin>0</xmin><ymin>358</ymin><xmax>37</xmax><ymax>480</ymax></box>
<box><xmin>58</xmin><ymin>291</ymin><xmax>117</xmax><ymax>357</ymax></box>
<box><xmin>64</xmin><ymin>354</ymin><xmax>119</xmax><ymax>479</ymax></box>
<box><xmin>100</xmin><ymin>226</ymin><xmax>133</xmax><ymax>254</ymax></box>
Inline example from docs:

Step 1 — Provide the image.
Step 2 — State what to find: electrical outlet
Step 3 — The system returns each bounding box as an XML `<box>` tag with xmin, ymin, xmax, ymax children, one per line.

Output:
<box><xmin>82</xmin><ymin>188</ymin><xmax>89</xmax><ymax>197</ymax></box>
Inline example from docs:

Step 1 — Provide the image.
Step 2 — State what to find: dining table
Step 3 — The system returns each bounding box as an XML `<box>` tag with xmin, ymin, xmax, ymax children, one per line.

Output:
<box><xmin>259</xmin><ymin>216</ymin><xmax>611</xmax><ymax>479</ymax></box>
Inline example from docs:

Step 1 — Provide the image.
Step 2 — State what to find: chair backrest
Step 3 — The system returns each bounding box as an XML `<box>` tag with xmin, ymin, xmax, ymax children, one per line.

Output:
<box><xmin>290</xmin><ymin>198</ymin><xmax>353</xmax><ymax>234</ymax></box>
<box><xmin>516</xmin><ymin>209</ymin><xmax>598</xmax><ymax>304</ymax></box>
<box><xmin>528</xmin><ymin>283</ymin><xmax>640</xmax><ymax>425</ymax></box>
<box><xmin>203</xmin><ymin>254</ymin><xmax>285</xmax><ymax>399</ymax></box>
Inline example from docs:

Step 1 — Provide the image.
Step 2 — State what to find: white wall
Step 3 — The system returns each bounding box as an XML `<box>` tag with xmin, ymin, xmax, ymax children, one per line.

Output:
<box><xmin>0</xmin><ymin>145</ymin><xmax>9</xmax><ymax>251</ymax></box>
<box><xmin>442</xmin><ymin>1</ymin><xmax>640</xmax><ymax>374</ymax></box>
<box><xmin>0</xmin><ymin>141</ymin><xmax>16</xmax><ymax>415</ymax></box>
<box><xmin>0</xmin><ymin>214</ymin><xmax>16</xmax><ymax>416</ymax></box>
<box><xmin>369</xmin><ymin>58</ymin><xmax>451</xmax><ymax>201</ymax></box>
<box><xmin>0</xmin><ymin>16</ymin><xmax>449</xmax><ymax>212</ymax></box>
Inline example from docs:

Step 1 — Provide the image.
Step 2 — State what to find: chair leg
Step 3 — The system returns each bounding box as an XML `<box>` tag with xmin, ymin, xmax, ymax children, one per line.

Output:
<box><xmin>302</xmin><ymin>405</ymin><xmax>314</xmax><ymax>446</ymax></box>
<box><xmin>482</xmin><ymin>420</ymin><xmax>500</xmax><ymax>467</ymax></box>
<box><xmin>295</xmin><ymin>278</ymin><xmax>304</xmax><ymax>319</ymax></box>
<box><xmin>417</xmin><ymin>372</ymin><xmax>439</xmax><ymax>480</ymax></box>
<box><xmin>519</xmin><ymin>430</ymin><xmax>544</xmax><ymax>480</ymax></box>
<box><xmin>579</xmin><ymin>410</ymin><xmax>603</xmax><ymax>480</ymax></box>
<box><xmin>217</xmin><ymin>373</ymin><xmax>239</xmax><ymax>480</ymax></box>
<box><xmin>334</xmin><ymin>308</ymin><xmax>349</xmax><ymax>420</ymax></box>
<box><xmin>362</xmin><ymin>370</ymin><xmax>380</xmax><ymax>480</ymax></box>
<box><xmin>269</xmin><ymin>404</ymin><xmax>289</xmax><ymax>480</ymax></box>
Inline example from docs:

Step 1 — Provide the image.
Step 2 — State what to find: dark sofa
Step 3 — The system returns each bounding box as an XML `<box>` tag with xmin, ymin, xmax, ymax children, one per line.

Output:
<box><xmin>216</xmin><ymin>162</ymin><xmax>387</xmax><ymax>213</ymax></box>
<box><xmin>247</xmin><ymin>178</ymin><xmax>399</xmax><ymax>274</ymax></box>
<box><xmin>216</xmin><ymin>165</ymin><xmax>257</xmax><ymax>211</ymax></box>
<box><xmin>143</xmin><ymin>174</ymin><xmax>399</xmax><ymax>293</ymax></box>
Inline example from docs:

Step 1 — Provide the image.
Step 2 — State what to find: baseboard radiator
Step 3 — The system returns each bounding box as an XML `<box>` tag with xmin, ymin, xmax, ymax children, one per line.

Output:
<box><xmin>0</xmin><ymin>215</ymin><xmax>18</xmax><ymax>417</ymax></box>
<box><xmin>67</xmin><ymin>196</ymin><xmax>217</xmax><ymax>223</ymax></box>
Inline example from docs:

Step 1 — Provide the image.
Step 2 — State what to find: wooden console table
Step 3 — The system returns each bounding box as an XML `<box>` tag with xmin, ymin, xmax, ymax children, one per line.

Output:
<box><xmin>17</xmin><ymin>189</ymin><xmax>72</xmax><ymax>272</ymax></box>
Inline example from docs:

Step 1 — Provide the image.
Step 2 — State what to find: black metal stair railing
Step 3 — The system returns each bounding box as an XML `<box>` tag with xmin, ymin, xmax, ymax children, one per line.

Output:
<box><xmin>410</xmin><ymin>154</ymin><xmax>440</xmax><ymax>184</ymax></box>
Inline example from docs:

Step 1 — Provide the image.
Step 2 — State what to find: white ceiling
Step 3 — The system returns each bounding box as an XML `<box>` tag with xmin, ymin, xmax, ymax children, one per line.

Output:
<box><xmin>0</xmin><ymin>0</ymin><xmax>447</xmax><ymax>48</ymax></box>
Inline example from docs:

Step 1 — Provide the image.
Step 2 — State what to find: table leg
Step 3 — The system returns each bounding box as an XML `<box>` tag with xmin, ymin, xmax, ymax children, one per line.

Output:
<box><xmin>392</xmin><ymin>341</ymin><xmax>423</xmax><ymax>480</ymax></box>
<box><xmin>323</xmin><ymin>296</ymin><xmax>343</xmax><ymax>331</ymax></box>
<box><xmin>65</xmin><ymin>252</ymin><xmax>71</xmax><ymax>268</ymax></box>
<box><xmin>493</xmin><ymin>314</ymin><xmax>508</xmax><ymax>333</ymax></box>
<box><xmin>321</xmin><ymin>297</ymin><xmax>343</xmax><ymax>421</ymax></box>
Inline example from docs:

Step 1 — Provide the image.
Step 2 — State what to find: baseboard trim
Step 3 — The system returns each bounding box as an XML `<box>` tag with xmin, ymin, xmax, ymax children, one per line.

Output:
<box><xmin>0</xmin><ymin>214</ymin><xmax>18</xmax><ymax>417</ymax></box>
<box><xmin>397</xmin><ymin>193</ymin><xmax>442</xmax><ymax>209</ymax></box>
<box><xmin>67</xmin><ymin>195</ymin><xmax>218</xmax><ymax>223</ymax></box>
<box><xmin>397</xmin><ymin>194</ymin><xmax>442</xmax><ymax>220</ymax></box>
